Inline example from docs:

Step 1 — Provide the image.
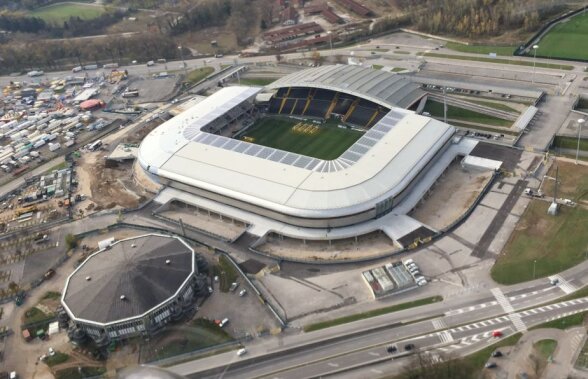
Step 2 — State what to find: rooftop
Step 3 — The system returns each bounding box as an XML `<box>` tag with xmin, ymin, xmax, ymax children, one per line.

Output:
<box><xmin>266</xmin><ymin>65</ymin><xmax>425</xmax><ymax>109</ymax></box>
<box><xmin>62</xmin><ymin>234</ymin><xmax>194</xmax><ymax>325</ymax></box>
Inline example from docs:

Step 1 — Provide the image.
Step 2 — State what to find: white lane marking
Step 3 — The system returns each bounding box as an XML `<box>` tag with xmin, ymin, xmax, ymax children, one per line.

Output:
<box><xmin>368</xmin><ymin>351</ymin><xmax>380</xmax><ymax>357</ymax></box>
<box><xmin>327</xmin><ymin>362</ymin><xmax>339</xmax><ymax>367</ymax></box>
<box><xmin>371</xmin><ymin>369</ymin><xmax>383</xmax><ymax>374</ymax></box>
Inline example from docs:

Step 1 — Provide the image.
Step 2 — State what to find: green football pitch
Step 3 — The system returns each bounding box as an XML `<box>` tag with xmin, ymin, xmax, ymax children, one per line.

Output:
<box><xmin>241</xmin><ymin>117</ymin><xmax>363</xmax><ymax>160</ymax></box>
<box><xmin>534</xmin><ymin>12</ymin><xmax>588</xmax><ymax>61</ymax></box>
<box><xmin>30</xmin><ymin>3</ymin><xmax>105</xmax><ymax>23</ymax></box>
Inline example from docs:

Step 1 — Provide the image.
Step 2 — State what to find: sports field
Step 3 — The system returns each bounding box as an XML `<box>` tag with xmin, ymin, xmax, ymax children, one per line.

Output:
<box><xmin>534</xmin><ymin>12</ymin><xmax>588</xmax><ymax>61</ymax></box>
<box><xmin>241</xmin><ymin>117</ymin><xmax>363</xmax><ymax>160</ymax></box>
<box><xmin>30</xmin><ymin>2</ymin><xmax>105</xmax><ymax>24</ymax></box>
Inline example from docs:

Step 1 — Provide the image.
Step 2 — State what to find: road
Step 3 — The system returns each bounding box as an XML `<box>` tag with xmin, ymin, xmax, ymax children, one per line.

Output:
<box><xmin>168</xmin><ymin>261</ymin><xmax>588</xmax><ymax>378</ymax></box>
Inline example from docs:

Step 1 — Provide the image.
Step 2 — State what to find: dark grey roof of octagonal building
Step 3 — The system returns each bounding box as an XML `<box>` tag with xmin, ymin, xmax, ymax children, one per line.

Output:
<box><xmin>265</xmin><ymin>64</ymin><xmax>425</xmax><ymax>109</ymax></box>
<box><xmin>62</xmin><ymin>234</ymin><xmax>195</xmax><ymax>325</ymax></box>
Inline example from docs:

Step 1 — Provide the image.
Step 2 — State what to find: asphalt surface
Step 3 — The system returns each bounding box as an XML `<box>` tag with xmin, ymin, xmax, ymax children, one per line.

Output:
<box><xmin>169</xmin><ymin>260</ymin><xmax>588</xmax><ymax>378</ymax></box>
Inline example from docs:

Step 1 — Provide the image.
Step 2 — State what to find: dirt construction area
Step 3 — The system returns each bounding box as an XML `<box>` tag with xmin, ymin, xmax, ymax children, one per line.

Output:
<box><xmin>74</xmin><ymin>118</ymin><xmax>164</xmax><ymax>213</ymax></box>
<box><xmin>410</xmin><ymin>160</ymin><xmax>493</xmax><ymax>230</ymax></box>
<box><xmin>76</xmin><ymin>154</ymin><xmax>149</xmax><ymax>212</ymax></box>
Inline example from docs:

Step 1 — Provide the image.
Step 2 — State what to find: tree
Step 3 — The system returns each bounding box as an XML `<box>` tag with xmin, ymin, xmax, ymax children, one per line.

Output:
<box><xmin>65</xmin><ymin>234</ymin><xmax>78</xmax><ymax>250</ymax></box>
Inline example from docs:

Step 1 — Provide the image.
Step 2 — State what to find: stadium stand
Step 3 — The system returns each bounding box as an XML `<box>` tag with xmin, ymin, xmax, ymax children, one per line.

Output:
<box><xmin>266</xmin><ymin>86</ymin><xmax>387</xmax><ymax>128</ymax></box>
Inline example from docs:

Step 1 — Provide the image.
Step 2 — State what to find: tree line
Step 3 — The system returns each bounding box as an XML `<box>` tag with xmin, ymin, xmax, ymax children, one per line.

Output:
<box><xmin>398</xmin><ymin>0</ymin><xmax>567</xmax><ymax>38</ymax></box>
<box><xmin>0</xmin><ymin>33</ymin><xmax>182</xmax><ymax>73</ymax></box>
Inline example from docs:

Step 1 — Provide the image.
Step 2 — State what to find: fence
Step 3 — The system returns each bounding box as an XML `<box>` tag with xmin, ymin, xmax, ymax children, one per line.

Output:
<box><xmin>515</xmin><ymin>7</ymin><xmax>588</xmax><ymax>61</ymax></box>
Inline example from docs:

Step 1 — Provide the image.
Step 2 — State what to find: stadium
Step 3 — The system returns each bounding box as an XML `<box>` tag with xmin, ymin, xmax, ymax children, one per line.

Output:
<box><xmin>61</xmin><ymin>234</ymin><xmax>206</xmax><ymax>346</ymax></box>
<box><xmin>138</xmin><ymin>65</ymin><xmax>478</xmax><ymax>241</ymax></box>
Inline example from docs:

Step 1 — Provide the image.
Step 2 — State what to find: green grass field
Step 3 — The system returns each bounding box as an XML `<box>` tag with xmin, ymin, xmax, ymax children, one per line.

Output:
<box><xmin>445</xmin><ymin>42</ymin><xmax>517</xmax><ymax>56</ymax></box>
<box><xmin>420</xmin><ymin>52</ymin><xmax>574</xmax><ymax>70</ymax></box>
<box><xmin>423</xmin><ymin>100</ymin><xmax>512</xmax><ymax>127</ymax></box>
<box><xmin>238</xmin><ymin>77</ymin><xmax>277</xmax><ymax>86</ymax></box>
<box><xmin>185</xmin><ymin>67</ymin><xmax>214</xmax><ymax>85</ymax></box>
<box><xmin>530</xmin><ymin>312</ymin><xmax>587</xmax><ymax>330</ymax></box>
<box><xmin>491</xmin><ymin>159</ymin><xmax>588</xmax><ymax>286</ymax></box>
<box><xmin>534</xmin><ymin>12</ymin><xmax>588</xmax><ymax>61</ymax></box>
<box><xmin>30</xmin><ymin>3</ymin><xmax>105</xmax><ymax>24</ymax></box>
<box><xmin>242</xmin><ymin>117</ymin><xmax>363</xmax><ymax>160</ymax></box>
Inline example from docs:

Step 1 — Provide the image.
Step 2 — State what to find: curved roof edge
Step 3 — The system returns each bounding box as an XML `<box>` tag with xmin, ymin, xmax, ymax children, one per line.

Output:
<box><xmin>61</xmin><ymin>233</ymin><xmax>195</xmax><ymax>328</ymax></box>
<box><xmin>265</xmin><ymin>64</ymin><xmax>425</xmax><ymax>109</ymax></box>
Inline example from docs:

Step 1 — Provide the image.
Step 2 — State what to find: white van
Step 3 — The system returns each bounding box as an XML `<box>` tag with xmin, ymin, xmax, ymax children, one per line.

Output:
<box><xmin>237</xmin><ymin>348</ymin><xmax>247</xmax><ymax>356</ymax></box>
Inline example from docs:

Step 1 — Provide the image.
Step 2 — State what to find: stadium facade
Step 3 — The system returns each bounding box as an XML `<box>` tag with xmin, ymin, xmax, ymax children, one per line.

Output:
<box><xmin>138</xmin><ymin>65</ymin><xmax>457</xmax><ymax>229</ymax></box>
<box><xmin>61</xmin><ymin>234</ymin><xmax>206</xmax><ymax>346</ymax></box>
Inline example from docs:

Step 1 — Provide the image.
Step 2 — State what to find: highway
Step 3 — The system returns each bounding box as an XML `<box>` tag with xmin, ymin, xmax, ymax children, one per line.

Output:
<box><xmin>169</xmin><ymin>262</ymin><xmax>588</xmax><ymax>378</ymax></box>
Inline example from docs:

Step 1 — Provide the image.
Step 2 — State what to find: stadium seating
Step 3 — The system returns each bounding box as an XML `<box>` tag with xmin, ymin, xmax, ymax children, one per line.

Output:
<box><xmin>267</xmin><ymin>86</ymin><xmax>388</xmax><ymax>127</ymax></box>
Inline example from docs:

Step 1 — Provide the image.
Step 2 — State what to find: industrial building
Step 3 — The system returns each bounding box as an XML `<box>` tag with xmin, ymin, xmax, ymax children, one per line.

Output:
<box><xmin>61</xmin><ymin>234</ymin><xmax>207</xmax><ymax>346</ymax></box>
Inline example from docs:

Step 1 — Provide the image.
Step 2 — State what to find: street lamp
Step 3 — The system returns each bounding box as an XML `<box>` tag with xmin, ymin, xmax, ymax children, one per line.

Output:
<box><xmin>178</xmin><ymin>45</ymin><xmax>187</xmax><ymax>76</ymax></box>
<box><xmin>327</xmin><ymin>31</ymin><xmax>333</xmax><ymax>52</ymax></box>
<box><xmin>532</xmin><ymin>44</ymin><xmax>539</xmax><ymax>84</ymax></box>
<box><xmin>533</xmin><ymin>259</ymin><xmax>537</xmax><ymax>279</ymax></box>
<box><xmin>576</xmin><ymin>118</ymin><xmax>585</xmax><ymax>164</ymax></box>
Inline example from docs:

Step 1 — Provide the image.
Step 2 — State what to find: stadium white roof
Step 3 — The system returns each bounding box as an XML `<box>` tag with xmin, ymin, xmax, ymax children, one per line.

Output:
<box><xmin>139</xmin><ymin>86</ymin><xmax>455</xmax><ymax>219</ymax></box>
<box><xmin>266</xmin><ymin>65</ymin><xmax>425</xmax><ymax>109</ymax></box>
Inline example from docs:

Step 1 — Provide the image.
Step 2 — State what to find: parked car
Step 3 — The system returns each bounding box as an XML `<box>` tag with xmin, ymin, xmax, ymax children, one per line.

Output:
<box><xmin>492</xmin><ymin>351</ymin><xmax>503</xmax><ymax>357</ymax></box>
<box><xmin>484</xmin><ymin>362</ymin><xmax>497</xmax><ymax>369</ymax></box>
<box><xmin>237</xmin><ymin>348</ymin><xmax>247</xmax><ymax>356</ymax></box>
<box><xmin>219</xmin><ymin>318</ymin><xmax>229</xmax><ymax>328</ymax></box>
<box><xmin>239</xmin><ymin>289</ymin><xmax>247</xmax><ymax>297</ymax></box>
<box><xmin>386</xmin><ymin>345</ymin><xmax>397</xmax><ymax>354</ymax></box>
<box><xmin>208</xmin><ymin>286</ymin><xmax>213</xmax><ymax>294</ymax></box>
<box><xmin>404</xmin><ymin>343</ymin><xmax>415</xmax><ymax>351</ymax></box>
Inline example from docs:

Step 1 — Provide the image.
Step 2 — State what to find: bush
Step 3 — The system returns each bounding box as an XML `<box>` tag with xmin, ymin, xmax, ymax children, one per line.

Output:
<box><xmin>64</xmin><ymin>234</ymin><xmax>78</xmax><ymax>250</ymax></box>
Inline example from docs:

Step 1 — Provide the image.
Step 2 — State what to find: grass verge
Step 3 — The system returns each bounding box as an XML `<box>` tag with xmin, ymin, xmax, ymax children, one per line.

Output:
<box><xmin>372</xmin><ymin>64</ymin><xmax>384</xmax><ymax>70</ymax></box>
<box><xmin>491</xmin><ymin>202</ymin><xmax>588</xmax><ymax>285</ymax></box>
<box><xmin>529</xmin><ymin>311</ymin><xmax>587</xmax><ymax>330</ymax></box>
<box><xmin>448</xmin><ymin>121</ymin><xmax>519</xmax><ymax>136</ymax></box>
<box><xmin>22</xmin><ymin>306</ymin><xmax>53</xmax><ymax>324</ymax></box>
<box><xmin>45</xmin><ymin>351</ymin><xmax>70</xmax><ymax>367</ymax></box>
<box><xmin>445</xmin><ymin>42</ymin><xmax>516</xmax><ymax>56</ymax></box>
<box><xmin>55</xmin><ymin>367</ymin><xmax>106</xmax><ymax>379</ymax></box>
<box><xmin>423</xmin><ymin>100</ymin><xmax>512</xmax><ymax>127</ymax></box>
<box><xmin>41</xmin><ymin>291</ymin><xmax>61</xmax><ymax>301</ymax></box>
<box><xmin>552</xmin><ymin>136</ymin><xmax>588</xmax><ymax>152</ymax></box>
<box><xmin>212</xmin><ymin>255</ymin><xmax>240</xmax><ymax>292</ymax></box>
<box><xmin>144</xmin><ymin>318</ymin><xmax>233</xmax><ymax>362</ymax></box>
<box><xmin>185</xmin><ymin>67</ymin><xmax>215</xmax><ymax>85</ymax></box>
<box><xmin>468</xmin><ymin>99</ymin><xmax>520</xmax><ymax>113</ymax></box>
<box><xmin>420</xmin><ymin>52</ymin><xmax>574</xmax><ymax>70</ymax></box>
<box><xmin>534</xmin><ymin>339</ymin><xmax>558</xmax><ymax>358</ymax></box>
<box><xmin>238</xmin><ymin>77</ymin><xmax>277</xmax><ymax>86</ymax></box>
<box><xmin>304</xmin><ymin>296</ymin><xmax>443</xmax><ymax>332</ymax></box>
<box><xmin>462</xmin><ymin>333</ymin><xmax>523</xmax><ymax>370</ymax></box>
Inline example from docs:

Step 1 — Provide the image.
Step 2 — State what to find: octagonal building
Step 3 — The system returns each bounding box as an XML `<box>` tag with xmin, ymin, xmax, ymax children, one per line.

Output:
<box><xmin>61</xmin><ymin>234</ymin><xmax>204</xmax><ymax>346</ymax></box>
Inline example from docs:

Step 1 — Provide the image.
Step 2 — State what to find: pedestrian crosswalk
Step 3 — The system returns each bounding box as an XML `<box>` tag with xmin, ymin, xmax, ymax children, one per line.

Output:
<box><xmin>491</xmin><ymin>287</ymin><xmax>514</xmax><ymax>313</ymax></box>
<box><xmin>509</xmin><ymin>313</ymin><xmax>527</xmax><ymax>332</ymax></box>
<box><xmin>438</xmin><ymin>330</ymin><xmax>454</xmax><ymax>344</ymax></box>
<box><xmin>432</xmin><ymin>318</ymin><xmax>447</xmax><ymax>330</ymax></box>
<box><xmin>549</xmin><ymin>275</ymin><xmax>577</xmax><ymax>294</ymax></box>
